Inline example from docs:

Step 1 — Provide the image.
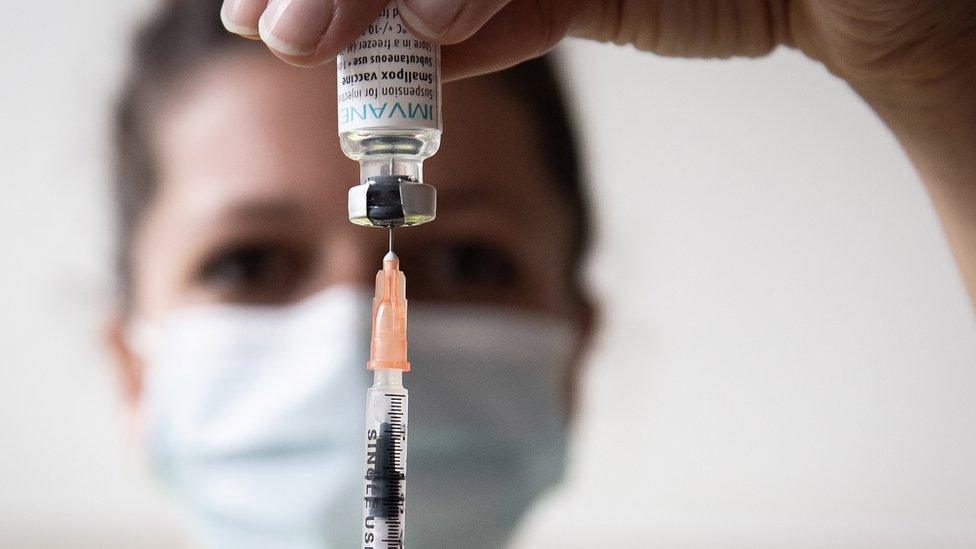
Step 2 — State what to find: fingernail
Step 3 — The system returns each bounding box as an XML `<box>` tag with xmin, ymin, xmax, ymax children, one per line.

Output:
<box><xmin>259</xmin><ymin>0</ymin><xmax>333</xmax><ymax>57</ymax></box>
<box><xmin>398</xmin><ymin>0</ymin><xmax>463</xmax><ymax>39</ymax></box>
<box><xmin>220</xmin><ymin>0</ymin><xmax>259</xmax><ymax>36</ymax></box>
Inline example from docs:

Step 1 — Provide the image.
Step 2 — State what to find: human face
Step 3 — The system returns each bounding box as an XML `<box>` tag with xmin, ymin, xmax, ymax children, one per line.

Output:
<box><xmin>110</xmin><ymin>47</ymin><xmax>590</xmax><ymax>403</ymax></box>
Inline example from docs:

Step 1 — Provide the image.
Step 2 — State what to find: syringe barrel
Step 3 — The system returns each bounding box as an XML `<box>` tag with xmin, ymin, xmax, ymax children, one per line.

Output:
<box><xmin>362</xmin><ymin>372</ymin><xmax>408</xmax><ymax>549</ymax></box>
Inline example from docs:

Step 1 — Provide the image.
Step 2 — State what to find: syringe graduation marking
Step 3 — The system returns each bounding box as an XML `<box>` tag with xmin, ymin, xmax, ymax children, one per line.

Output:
<box><xmin>365</xmin><ymin>395</ymin><xmax>406</xmax><ymax>521</ymax></box>
<box><xmin>363</xmin><ymin>392</ymin><xmax>406</xmax><ymax>548</ymax></box>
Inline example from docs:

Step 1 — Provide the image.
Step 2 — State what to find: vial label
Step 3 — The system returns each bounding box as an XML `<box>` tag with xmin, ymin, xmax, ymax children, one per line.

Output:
<box><xmin>337</xmin><ymin>3</ymin><xmax>441</xmax><ymax>133</ymax></box>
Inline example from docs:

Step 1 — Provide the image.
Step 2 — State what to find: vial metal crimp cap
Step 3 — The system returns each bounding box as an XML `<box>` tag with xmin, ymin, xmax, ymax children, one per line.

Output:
<box><xmin>348</xmin><ymin>175</ymin><xmax>437</xmax><ymax>228</ymax></box>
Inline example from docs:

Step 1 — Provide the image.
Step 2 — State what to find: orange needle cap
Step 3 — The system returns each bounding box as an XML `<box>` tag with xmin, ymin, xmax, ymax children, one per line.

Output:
<box><xmin>367</xmin><ymin>252</ymin><xmax>410</xmax><ymax>371</ymax></box>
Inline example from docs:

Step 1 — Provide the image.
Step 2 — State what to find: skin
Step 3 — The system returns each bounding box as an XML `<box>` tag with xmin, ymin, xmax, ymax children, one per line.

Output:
<box><xmin>221</xmin><ymin>0</ymin><xmax>976</xmax><ymax>307</ymax></box>
<box><xmin>106</xmin><ymin>47</ymin><xmax>592</xmax><ymax>412</ymax></box>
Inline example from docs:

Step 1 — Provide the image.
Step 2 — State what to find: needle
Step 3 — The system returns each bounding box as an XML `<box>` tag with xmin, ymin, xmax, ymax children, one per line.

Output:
<box><xmin>388</xmin><ymin>226</ymin><xmax>394</xmax><ymax>254</ymax></box>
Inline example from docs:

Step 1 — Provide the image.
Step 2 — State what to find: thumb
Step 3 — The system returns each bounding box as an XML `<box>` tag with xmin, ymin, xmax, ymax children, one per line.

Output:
<box><xmin>396</xmin><ymin>0</ymin><xmax>513</xmax><ymax>44</ymax></box>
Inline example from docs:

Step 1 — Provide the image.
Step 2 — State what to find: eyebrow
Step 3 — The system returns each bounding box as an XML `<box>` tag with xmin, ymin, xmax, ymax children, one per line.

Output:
<box><xmin>174</xmin><ymin>195</ymin><xmax>322</xmax><ymax>241</ymax></box>
<box><xmin>437</xmin><ymin>187</ymin><xmax>534</xmax><ymax>226</ymax></box>
<box><xmin>216</xmin><ymin>196</ymin><xmax>308</xmax><ymax>224</ymax></box>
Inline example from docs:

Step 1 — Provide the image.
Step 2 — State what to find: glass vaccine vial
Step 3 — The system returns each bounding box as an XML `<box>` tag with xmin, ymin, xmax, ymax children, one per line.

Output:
<box><xmin>337</xmin><ymin>3</ymin><xmax>440</xmax><ymax>227</ymax></box>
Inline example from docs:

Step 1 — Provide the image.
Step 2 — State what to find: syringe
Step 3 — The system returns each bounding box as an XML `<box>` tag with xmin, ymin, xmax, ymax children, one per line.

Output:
<box><xmin>362</xmin><ymin>242</ymin><xmax>409</xmax><ymax>549</ymax></box>
<box><xmin>339</xmin><ymin>5</ymin><xmax>438</xmax><ymax>546</ymax></box>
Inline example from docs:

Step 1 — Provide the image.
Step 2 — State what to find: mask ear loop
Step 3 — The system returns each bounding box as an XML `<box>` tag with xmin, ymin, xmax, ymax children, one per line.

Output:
<box><xmin>115</xmin><ymin>318</ymin><xmax>160</xmax><ymax>460</ymax></box>
<box><xmin>123</xmin><ymin>319</ymin><xmax>159</xmax><ymax>362</ymax></box>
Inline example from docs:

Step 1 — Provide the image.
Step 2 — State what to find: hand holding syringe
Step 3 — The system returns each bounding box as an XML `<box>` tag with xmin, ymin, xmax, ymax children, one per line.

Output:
<box><xmin>228</xmin><ymin>0</ymin><xmax>976</xmax><ymax>307</ymax></box>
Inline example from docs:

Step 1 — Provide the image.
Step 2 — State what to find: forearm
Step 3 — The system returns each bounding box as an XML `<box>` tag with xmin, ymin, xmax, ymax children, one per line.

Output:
<box><xmin>854</xmin><ymin>64</ymin><xmax>976</xmax><ymax>309</ymax></box>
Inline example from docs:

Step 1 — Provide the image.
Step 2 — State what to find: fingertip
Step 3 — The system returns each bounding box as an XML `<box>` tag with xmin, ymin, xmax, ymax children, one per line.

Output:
<box><xmin>260</xmin><ymin>40</ymin><xmax>335</xmax><ymax>67</ymax></box>
<box><xmin>397</xmin><ymin>0</ymin><xmax>454</xmax><ymax>41</ymax></box>
<box><xmin>220</xmin><ymin>0</ymin><xmax>265</xmax><ymax>37</ymax></box>
<box><xmin>257</xmin><ymin>0</ymin><xmax>337</xmax><ymax>61</ymax></box>
<box><xmin>258</xmin><ymin>32</ymin><xmax>336</xmax><ymax>67</ymax></box>
<box><xmin>259</xmin><ymin>18</ymin><xmax>314</xmax><ymax>57</ymax></box>
<box><xmin>221</xmin><ymin>14</ymin><xmax>259</xmax><ymax>38</ymax></box>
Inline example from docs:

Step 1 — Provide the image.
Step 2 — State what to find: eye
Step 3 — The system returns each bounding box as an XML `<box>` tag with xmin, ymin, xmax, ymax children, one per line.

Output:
<box><xmin>428</xmin><ymin>241</ymin><xmax>519</xmax><ymax>290</ymax></box>
<box><xmin>196</xmin><ymin>241</ymin><xmax>312</xmax><ymax>304</ymax></box>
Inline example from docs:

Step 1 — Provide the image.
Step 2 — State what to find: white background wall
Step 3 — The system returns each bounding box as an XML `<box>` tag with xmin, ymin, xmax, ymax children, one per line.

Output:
<box><xmin>3</xmin><ymin>2</ymin><xmax>975</xmax><ymax>548</ymax></box>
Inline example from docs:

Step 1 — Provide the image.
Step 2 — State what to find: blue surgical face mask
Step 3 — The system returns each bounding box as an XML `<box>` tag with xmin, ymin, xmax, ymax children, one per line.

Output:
<box><xmin>132</xmin><ymin>285</ymin><xmax>575</xmax><ymax>549</ymax></box>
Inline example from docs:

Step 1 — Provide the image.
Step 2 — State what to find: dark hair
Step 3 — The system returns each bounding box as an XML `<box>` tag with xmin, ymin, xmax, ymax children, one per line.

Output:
<box><xmin>113</xmin><ymin>0</ymin><xmax>590</xmax><ymax>304</ymax></box>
